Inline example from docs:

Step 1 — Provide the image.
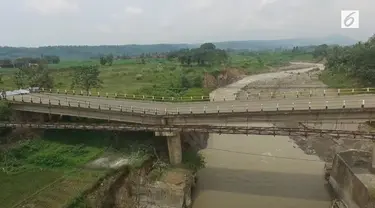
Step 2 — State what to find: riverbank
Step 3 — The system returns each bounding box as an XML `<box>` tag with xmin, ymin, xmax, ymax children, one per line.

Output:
<box><xmin>0</xmin><ymin>129</ymin><xmax>203</xmax><ymax>208</ymax></box>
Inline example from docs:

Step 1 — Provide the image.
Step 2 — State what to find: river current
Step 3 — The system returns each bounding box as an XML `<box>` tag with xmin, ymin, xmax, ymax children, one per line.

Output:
<box><xmin>192</xmin><ymin>64</ymin><xmax>331</xmax><ymax>208</ymax></box>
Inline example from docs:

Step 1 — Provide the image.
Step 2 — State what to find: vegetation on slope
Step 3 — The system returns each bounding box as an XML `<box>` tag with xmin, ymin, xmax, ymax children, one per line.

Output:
<box><xmin>318</xmin><ymin>34</ymin><xmax>375</xmax><ymax>88</ymax></box>
<box><xmin>0</xmin><ymin>130</ymin><xmax>154</xmax><ymax>207</ymax></box>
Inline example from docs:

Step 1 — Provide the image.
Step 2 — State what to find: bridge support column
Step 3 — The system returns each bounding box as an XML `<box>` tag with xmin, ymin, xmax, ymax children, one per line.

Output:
<box><xmin>371</xmin><ymin>143</ymin><xmax>375</xmax><ymax>173</ymax></box>
<box><xmin>155</xmin><ymin>131</ymin><xmax>182</xmax><ymax>165</ymax></box>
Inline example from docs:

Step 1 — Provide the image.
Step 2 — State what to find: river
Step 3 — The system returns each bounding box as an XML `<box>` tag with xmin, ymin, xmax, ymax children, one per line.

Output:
<box><xmin>192</xmin><ymin>64</ymin><xmax>332</xmax><ymax>208</ymax></box>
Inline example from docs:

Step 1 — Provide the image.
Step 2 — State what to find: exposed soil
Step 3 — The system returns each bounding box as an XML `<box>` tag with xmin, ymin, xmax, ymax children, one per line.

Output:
<box><xmin>238</xmin><ymin>68</ymin><xmax>373</xmax><ymax>162</ymax></box>
<box><xmin>203</xmin><ymin>68</ymin><xmax>248</xmax><ymax>89</ymax></box>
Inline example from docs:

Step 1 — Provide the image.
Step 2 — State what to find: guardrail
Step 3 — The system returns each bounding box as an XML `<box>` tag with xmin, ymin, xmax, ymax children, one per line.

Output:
<box><xmin>0</xmin><ymin>122</ymin><xmax>374</xmax><ymax>138</ymax></box>
<box><xmin>8</xmin><ymin>93</ymin><xmax>372</xmax><ymax>115</ymax></box>
<box><xmin>33</xmin><ymin>87</ymin><xmax>375</xmax><ymax>102</ymax></box>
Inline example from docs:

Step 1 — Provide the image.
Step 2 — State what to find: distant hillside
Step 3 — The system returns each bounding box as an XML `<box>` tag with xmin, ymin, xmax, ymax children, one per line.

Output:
<box><xmin>0</xmin><ymin>35</ymin><xmax>357</xmax><ymax>60</ymax></box>
<box><xmin>211</xmin><ymin>35</ymin><xmax>357</xmax><ymax>50</ymax></box>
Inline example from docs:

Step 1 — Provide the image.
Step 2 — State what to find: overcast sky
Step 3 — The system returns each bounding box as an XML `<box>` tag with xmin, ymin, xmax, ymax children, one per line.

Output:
<box><xmin>1</xmin><ymin>0</ymin><xmax>374</xmax><ymax>46</ymax></box>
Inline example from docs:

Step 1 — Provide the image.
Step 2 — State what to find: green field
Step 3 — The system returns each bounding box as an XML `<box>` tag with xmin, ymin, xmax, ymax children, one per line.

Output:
<box><xmin>0</xmin><ymin>130</ymin><xmax>159</xmax><ymax>207</ymax></box>
<box><xmin>0</xmin><ymin>52</ymin><xmax>314</xmax><ymax>98</ymax></box>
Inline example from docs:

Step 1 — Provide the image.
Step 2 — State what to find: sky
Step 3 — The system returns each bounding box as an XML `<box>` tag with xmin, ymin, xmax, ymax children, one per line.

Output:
<box><xmin>0</xmin><ymin>0</ymin><xmax>374</xmax><ymax>46</ymax></box>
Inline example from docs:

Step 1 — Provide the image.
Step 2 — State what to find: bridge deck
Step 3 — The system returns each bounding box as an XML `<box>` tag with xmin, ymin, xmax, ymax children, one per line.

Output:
<box><xmin>6</xmin><ymin>93</ymin><xmax>375</xmax><ymax>115</ymax></box>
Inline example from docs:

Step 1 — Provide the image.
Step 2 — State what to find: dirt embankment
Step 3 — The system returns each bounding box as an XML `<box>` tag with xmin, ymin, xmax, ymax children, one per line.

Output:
<box><xmin>203</xmin><ymin>64</ymin><xmax>313</xmax><ymax>91</ymax></box>
<box><xmin>72</xmin><ymin>158</ymin><xmax>195</xmax><ymax>208</ymax></box>
<box><xmin>203</xmin><ymin>68</ymin><xmax>247</xmax><ymax>89</ymax></box>
<box><xmin>238</xmin><ymin>68</ymin><xmax>373</xmax><ymax>162</ymax></box>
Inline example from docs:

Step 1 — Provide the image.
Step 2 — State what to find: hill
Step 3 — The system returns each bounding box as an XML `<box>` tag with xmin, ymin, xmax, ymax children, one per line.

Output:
<box><xmin>0</xmin><ymin>35</ymin><xmax>357</xmax><ymax>60</ymax></box>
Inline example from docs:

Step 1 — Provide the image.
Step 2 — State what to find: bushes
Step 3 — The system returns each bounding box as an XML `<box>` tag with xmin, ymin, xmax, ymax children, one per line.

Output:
<box><xmin>182</xmin><ymin>151</ymin><xmax>206</xmax><ymax>172</ymax></box>
<box><xmin>323</xmin><ymin>35</ymin><xmax>375</xmax><ymax>87</ymax></box>
<box><xmin>0</xmin><ymin>100</ymin><xmax>11</xmax><ymax>121</ymax></box>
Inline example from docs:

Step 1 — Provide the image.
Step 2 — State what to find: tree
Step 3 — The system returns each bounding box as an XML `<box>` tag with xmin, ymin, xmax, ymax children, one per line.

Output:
<box><xmin>0</xmin><ymin>59</ymin><xmax>13</xmax><ymax>68</ymax></box>
<box><xmin>71</xmin><ymin>65</ymin><xmax>103</xmax><ymax>93</ymax></box>
<box><xmin>169</xmin><ymin>44</ymin><xmax>228</xmax><ymax>66</ymax></box>
<box><xmin>12</xmin><ymin>64</ymin><xmax>54</xmax><ymax>89</ymax></box>
<box><xmin>13</xmin><ymin>69</ymin><xmax>29</xmax><ymax>88</ymax></box>
<box><xmin>106</xmin><ymin>54</ymin><xmax>114</xmax><ymax>66</ymax></box>
<box><xmin>43</xmin><ymin>55</ymin><xmax>60</xmax><ymax>64</ymax></box>
<box><xmin>99</xmin><ymin>56</ymin><xmax>107</xmax><ymax>65</ymax></box>
<box><xmin>200</xmin><ymin>43</ymin><xmax>216</xmax><ymax>50</ymax></box>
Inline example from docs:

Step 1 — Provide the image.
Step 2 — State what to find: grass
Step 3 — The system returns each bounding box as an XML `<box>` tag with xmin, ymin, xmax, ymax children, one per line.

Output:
<box><xmin>0</xmin><ymin>129</ymin><xmax>160</xmax><ymax>207</ymax></box>
<box><xmin>0</xmin><ymin>170</ymin><xmax>62</xmax><ymax>208</ymax></box>
<box><xmin>319</xmin><ymin>70</ymin><xmax>361</xmax><ymax>88</ymax></box>
<box><xmin>0</xmin><ymin>54</ymin><xmax>304</xmax><ymax>98</ymax></box>
<box><xmin>15</xmin><ymin>169</ymin><xmax>107</xmax><ymax>208</ymax></box>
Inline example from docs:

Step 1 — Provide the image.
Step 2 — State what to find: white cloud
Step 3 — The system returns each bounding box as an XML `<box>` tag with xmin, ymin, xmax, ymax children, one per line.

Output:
<box><xmin>2</xmin><ymin>0</ymin><xmax>374</xmax><ymax>46</ymax></box>
<box><xmin>124</xmin><ymin>6</ymin><xmax>143</xmax><ymax>15</ymax></box>
<box><xmin>96</xmin><ymin>24</ymin><xmax>113</xmax><ymax>34</ymax></box>
<box><xmin>188</xmin><ymin>0</ymin><xmax>214</xmax><ymax>11</ymax></box>
<box><xmin>24</xmin><ymin>0</ymin><xmax>79</xmax><ymax>15</ymax></box>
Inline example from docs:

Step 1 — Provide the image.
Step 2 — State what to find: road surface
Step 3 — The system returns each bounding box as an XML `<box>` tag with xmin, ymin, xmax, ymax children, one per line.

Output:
<box><xmin>7</xmin><ymin>93</ymin><xmax>375</xmax><ymax>115</ymax></box>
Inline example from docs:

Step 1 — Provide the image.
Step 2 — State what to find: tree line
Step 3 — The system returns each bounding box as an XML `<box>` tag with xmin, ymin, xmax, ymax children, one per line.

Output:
<box><xmin>167</xmin><ymin>43</ymin><xmax>229</xmax><ymax>66</ymax></box>
<box><xmin>0</xmin><ymin>55</ymin><xmax>60</xmax><ymax>68</ymax></box>
<box><xmin>322</xmin><ymin>34</ymin><xmax>375</xmax><ymax>86</ymax></box>
<box><xmin>12</xmin><ymin>63</ymin><xmax>103</xmax><ymax>93</ymax></box>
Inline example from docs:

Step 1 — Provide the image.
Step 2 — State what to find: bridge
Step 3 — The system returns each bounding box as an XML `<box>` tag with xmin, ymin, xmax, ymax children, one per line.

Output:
<box><xmin>1</xmin><ymin>122</ymin><xmax>374</xmax><ymax>138</ymax></box>
<box><xmin>5</xmin><ymin>91</ymin><xmax>375</xmax><ymax>165</ymax></box>
<box><xmin>6</xmin><ymin>93</ymin><xmax>375</xmax><ymax>124</ymax></box>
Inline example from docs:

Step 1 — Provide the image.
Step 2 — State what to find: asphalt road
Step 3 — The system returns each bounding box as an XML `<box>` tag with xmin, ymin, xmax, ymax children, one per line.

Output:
<box><xmin>7</xmin><ymin>93</ymin><xmax>375</xmax><ymax>115</ymax></box>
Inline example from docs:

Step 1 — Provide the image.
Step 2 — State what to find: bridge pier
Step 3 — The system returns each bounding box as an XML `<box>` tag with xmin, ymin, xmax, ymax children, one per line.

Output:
<box><xmin>371</xmin><ymin>143</ymin><xmax>375</xmax><ymax>173</ymax></box>
<box><xmin>155</xmin><ymin>131</ymin><xmax>182</xmax><ymax>165</ymax></box>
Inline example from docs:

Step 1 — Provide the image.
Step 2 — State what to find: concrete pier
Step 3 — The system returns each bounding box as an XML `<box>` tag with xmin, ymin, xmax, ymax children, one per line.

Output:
<box><xmin>155</xmin><ymin>131</ymin><xmax>182</xmax><ymax>165</ymax></box>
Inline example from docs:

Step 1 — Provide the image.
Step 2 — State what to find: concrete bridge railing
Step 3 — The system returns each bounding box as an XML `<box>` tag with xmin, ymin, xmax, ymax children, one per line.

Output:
<box><xmin>329</xmin><ymin>150</ymin><xmax>375</xmax><ymax>208</ymax></box>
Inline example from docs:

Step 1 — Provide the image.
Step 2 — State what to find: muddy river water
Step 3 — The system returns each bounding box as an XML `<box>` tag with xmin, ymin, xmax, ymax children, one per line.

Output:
<box><xmin>192</xmin><ymin>64</ymin><xmax>332</xmax><ymax>208</ymax></box>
